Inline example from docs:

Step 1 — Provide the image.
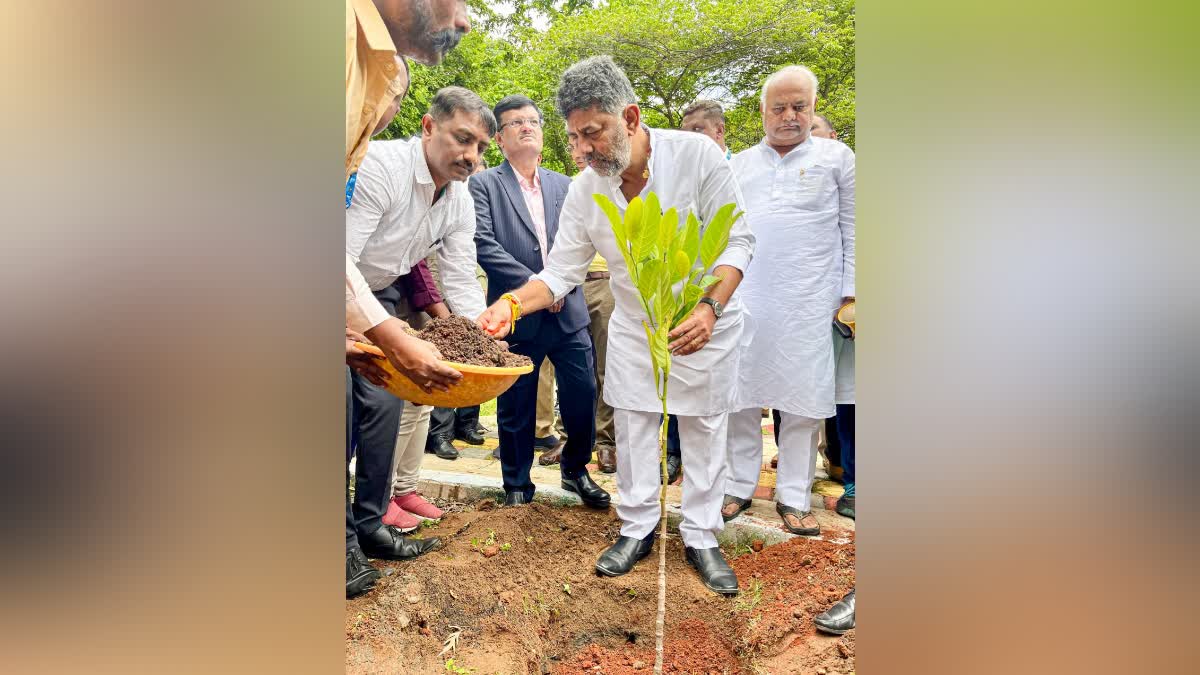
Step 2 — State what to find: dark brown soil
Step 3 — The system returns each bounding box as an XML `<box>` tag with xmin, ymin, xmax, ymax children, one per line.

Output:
<box><xmin>346</xmin><ymin>502</ymin><xmax>854</xmax><ymax>674</ymax></box>
<box><xmin>412</xmin><ymin>316</ymin><xmax>531</xmax><ymax>367</ymax></box>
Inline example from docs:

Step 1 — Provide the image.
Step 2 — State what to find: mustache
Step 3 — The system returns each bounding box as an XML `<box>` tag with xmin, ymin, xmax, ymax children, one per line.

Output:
<box><xmin>453</xmin><ymin>160</ymin><xmax>474</xmax><ymax>174</ymax></box>
<box><xmin>431</xmin><ymin>29</ymin><xmax>464</xmax><ymax>56</ymax></box>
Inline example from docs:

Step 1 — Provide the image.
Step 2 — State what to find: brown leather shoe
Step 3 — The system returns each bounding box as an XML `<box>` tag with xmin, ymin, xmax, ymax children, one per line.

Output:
<box><xmin>596</xmin><ymin>445</ymin><xmax>617</xmax><ymax>473</ymax></box>
<box><xmin>538</xmin><ymin>443</ymin><xmax>563</xmax><ymax>466</ymax></box>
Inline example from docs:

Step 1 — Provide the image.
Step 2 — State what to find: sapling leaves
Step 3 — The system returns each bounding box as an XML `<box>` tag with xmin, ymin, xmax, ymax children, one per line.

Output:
<box><xmin>624</xmin><ymin>196</ymin><xmax>645</xmax><ymax>261</ymax></box>
<box><xmin>682</xmin><ymin>212</ymin><xmax>701</xmax><ymax>268</ymax></box>
<box><xmin>671</xmin><ymin>250</ymin><xmax>691</xmax><ymax>284</ymax></box>
<box><xmin>643</xmin><ymin>192</ymin><xmax>662</xmax><ymax>253</ymax></box>
<box><xmin>652</xmin><ymin>322</ymin><xmax>671</xmax><ymax>376</ymax></box>
<box><xmin>699</xmin><ymin>203</ymin><xmax>741</xmax><ymax>270</ymax></box>
<box><xmin>595</xmin><ymin>194</ymin><xmax>625</xmax><ymax>250</ymax></box>
<box><xmin>653</xmin><ymin>208</ymin><xmax>678</xmax><ymax>261</ymax></box>
<box><xmin>672</xmin><ymin>284</ymin><xmax>706</xmax><ymax>328</ymax></box>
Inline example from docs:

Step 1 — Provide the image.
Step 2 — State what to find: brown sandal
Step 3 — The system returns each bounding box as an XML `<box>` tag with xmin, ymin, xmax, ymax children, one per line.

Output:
<box><xmin>776</xmin><ymin>502</ymin><xmax>821</xmax><ymax>536</ymax></box>
<box><xmin>721</xmin><ymin>495</ymin><xmax>752</xmax><ymax>522</ymax></box>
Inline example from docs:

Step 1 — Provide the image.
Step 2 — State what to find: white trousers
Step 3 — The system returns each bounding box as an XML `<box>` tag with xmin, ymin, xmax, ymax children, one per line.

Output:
<box><xmin>390</xmin><ymin>403</ymin><xmax>432</xmax><ymax>497</ymax></box>
<box><xmin>726</xmin><ymin>407</ymin><xmax>820</xmax><ymax>510</ymax></box>
<box><xmin>614</xmin><ymin>408</ymin><xmax>728</xmax><ymax>548</ymax></box>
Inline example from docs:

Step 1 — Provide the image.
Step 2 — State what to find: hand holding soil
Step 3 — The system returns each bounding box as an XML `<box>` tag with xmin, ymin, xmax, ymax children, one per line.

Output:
<box><xmin>346</xmin><ymin>328</ymin><xmax>389</xmax><ymax>386</ymax></box>
<box><xmin>365</xmin><ymin>317</ymin><xmax>462</xmax><ymax>393</ymax></box>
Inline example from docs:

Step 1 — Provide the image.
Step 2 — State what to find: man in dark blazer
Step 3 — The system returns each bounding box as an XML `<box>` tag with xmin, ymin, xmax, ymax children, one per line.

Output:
<box><xmin>471</xmin><ymin>94</ymin><xmax>610</xmax><ymax>509</ymax></box>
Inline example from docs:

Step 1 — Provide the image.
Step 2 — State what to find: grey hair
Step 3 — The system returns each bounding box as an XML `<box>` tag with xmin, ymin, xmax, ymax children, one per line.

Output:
<box><xmin>429</xmin><ymin>86</ymin><xmax>498</xmax><ymax>136</ymax></box>
<box><xmin>760</xmin><ymin>65</ymin><xmax>820</xmax><ymax>106</ymax></box>
<box><xmin>555</xmin><ymin>55</ymin><xmax>637</xmax><ymax>119</ymax></box>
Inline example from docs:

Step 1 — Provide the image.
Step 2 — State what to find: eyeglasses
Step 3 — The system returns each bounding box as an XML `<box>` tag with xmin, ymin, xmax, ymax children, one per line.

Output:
<box><xmin>500</xmin><ymin>117</ymin><xmax>542</xmax><ymax>131</ymax></box>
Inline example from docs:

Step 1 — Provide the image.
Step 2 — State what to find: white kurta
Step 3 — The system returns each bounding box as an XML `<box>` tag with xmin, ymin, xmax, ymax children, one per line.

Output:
<box><xmin>535</xmin><ymin>128</ymin><xmax>755</xmax><ymax>416</ymax></box>
<box><xmin>731</xmin><ymin>136</ymin><xmax>855</xmax><ymax>419</ymax></box>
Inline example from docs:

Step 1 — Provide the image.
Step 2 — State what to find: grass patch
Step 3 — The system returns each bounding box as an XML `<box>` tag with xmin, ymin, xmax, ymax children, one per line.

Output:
<box><xmin>480</xmin><ymin>398</ymin><xmax>497</xmax><ymax>417</ymax></box>
<box><xmin>734</xmin><ymin>579</ymin><xmax>763</xmax><ymax>613</ymax></box>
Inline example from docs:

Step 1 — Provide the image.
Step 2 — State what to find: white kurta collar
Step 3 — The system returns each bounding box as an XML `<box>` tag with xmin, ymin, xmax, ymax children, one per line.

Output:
<box><xmin>758</xmin><ymin>134</ymin><xmax>814</xmax><ymax>163</ymax></box>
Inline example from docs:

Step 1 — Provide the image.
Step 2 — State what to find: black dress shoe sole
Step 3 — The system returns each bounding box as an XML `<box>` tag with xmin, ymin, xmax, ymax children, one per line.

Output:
<box><xmin>362</xmin><ymin>539</ymin><xmax>439</xmax><ymax>561</ymax></box>
<box><xmin>561</xmin><ymin>481</ymin><xmax>610</xmax><ymax>509</ymax></box>
<box><xmin>814</xmin><ymin>622</ymin><xmax>853</xmax><ymax>636</ymax></box>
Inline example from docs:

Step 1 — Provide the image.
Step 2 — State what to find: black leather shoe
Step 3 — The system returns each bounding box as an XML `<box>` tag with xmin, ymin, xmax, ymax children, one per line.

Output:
<box><xmin>561</xmin><ymin>471</ymin><xmax>611</xmax><ymax>509</ymax></box>
<box><xmin>595</xmin><ymin>532</ymin><xmax>655</xmax><ymax>577</ymax></box>
<box><xmin>425</xmin><ymin>436</ymin><xmax>459</xmax><ymax>460</ymax></box>
<box><xmin>503</xmin><ymin>491</ymin><xmax>529</xmax><ymax>507</ymax></box>
<box><xmin>662</xmin><ymin>453</ymin><xmax>682</xmax><ymax>485</ymax></box>
<box><xmin>684</xmin><ymin>546</ymin><xmax>739</xmax><ymax>595</ymax></box>
<box><xmin>346</xmin><ymin>547</ymin><xmax>381</xmax><ymax>598</ymax></box>
<box><xmin>455</xmin><ymin>427</ymin><xmax>486</xmax><ymax>445</ymax></box>
<box><xmin>534</xmin><ymin>434</ymin><xmax>560</xmax><ymax>450</ymax></box>
<box><xmin>359</xmin><ymin>525</ymin><xmax>440</xmax><ymax>560</ymax></box>
<box><xmin>814</xmin><ymin>588</ymin><xmax>855</xmax><ymax>635</ymax></box>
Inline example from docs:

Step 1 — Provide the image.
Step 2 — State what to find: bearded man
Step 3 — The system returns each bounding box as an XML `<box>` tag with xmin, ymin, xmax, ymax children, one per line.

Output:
<box><xmin>476</xmin><ymin>56</ymin><xmax>755</xmax><ymax>595</ymax></box>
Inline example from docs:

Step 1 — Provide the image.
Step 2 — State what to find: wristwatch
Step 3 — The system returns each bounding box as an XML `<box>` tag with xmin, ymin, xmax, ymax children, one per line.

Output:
<box><xmin>698</xmin><ymin>297</ymin><xmax>724</xmax><ymax>319</ymax></box>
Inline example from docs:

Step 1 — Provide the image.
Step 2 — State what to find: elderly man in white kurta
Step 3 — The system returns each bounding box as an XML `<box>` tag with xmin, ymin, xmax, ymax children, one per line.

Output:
<box><xmin>477</xmin><ymin>56</ymin><xmax>754</xmax><ymax>596</ymax></box>
<box><xmin>724</xmin><ymin>65</ymin><xmax>855</xmax><ymax>536</ymax></box>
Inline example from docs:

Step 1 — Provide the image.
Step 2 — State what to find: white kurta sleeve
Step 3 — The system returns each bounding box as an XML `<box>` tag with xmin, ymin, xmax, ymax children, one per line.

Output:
<box><xmin>837</xmin><ymin>145</ymin><xmax>856</xmax><ymax>298</ymax></box>
<box><xmin>437</xmin><ymin>198</ymin><xmax>487</xmax><ymax>321</ymax></box>
<box><xmin>697</xmin><ymin>143</ymin><xmax>755</xmax><ymax>273</ymax></box>
<box><xmin>534</xmin><ymin>183</ymin><xmax>596</xmax><ymax>301</ymax></box>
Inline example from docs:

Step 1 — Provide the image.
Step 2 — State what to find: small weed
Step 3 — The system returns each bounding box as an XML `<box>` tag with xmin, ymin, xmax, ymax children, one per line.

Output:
<box><xmin>734</xmin><ymin>579</ymin><xmax>763</xmax><ymax>612</ymax></box>
<box><xmin>444</xmin><ymin>658</ymin><xmax>473</xmax><ymax>674</ymax></box>
<box><xmin>625</xmin><ymin>587</ymin><xmax>638</xmax><ymax>598</ymax></box>
<box><xmin>470</xmin><ymin>530</ymin><xmax>498</xmax><ymax>551</ymax></box>
<box><xmin>499</xmin><ymin>543</ymin><xmax>512</xmax><ymax>552</ymax></box>
<box><xmin>562</xmin><ymin>583</ymin><xmax>572</xmax><ymax>596</ymax></box>
<box><xmin>524</xmin><ymin>536</ymin><xmax>534</xmax><ymax>544</ymax></box>
<box><xmin>421</xmin><ymin>519</ymin><xmax>438</xmax><ymax>529</ymax></box>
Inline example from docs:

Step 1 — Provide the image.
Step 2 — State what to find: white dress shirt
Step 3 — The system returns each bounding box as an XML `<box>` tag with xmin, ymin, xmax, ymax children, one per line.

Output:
<box><xmin>534</xmin><ymin>128</ymin><xmax>755</xmax><ymax>416</ymax></box>
<box><xmin>346</xmin><ymin>137</ymin><xmax>487</xmax><ymax>322</ymax></box>
<box><xmin>730</xmin><ymin>135</ymin><xmax>855</xmax><ymax>417</ymax></box>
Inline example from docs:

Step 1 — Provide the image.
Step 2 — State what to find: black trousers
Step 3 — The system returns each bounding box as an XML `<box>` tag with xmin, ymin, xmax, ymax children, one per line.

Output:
<box><xmin>497</xmin><ymin>324</ymin><xmax>595</xmax><ymax>499</ymax></box>
<box><xmin>347</xmin><ymin>370</ymin><xmax>405</xmax><ymax>549</ymax></box>
<box><xmin>427</xmin><ymin>405</ymin><xmax>480</xmax><ymax>445</ymax></box>
<box><xmin>345</xmin><ymin>284</ymin><xmax>408</xmax><ymax>551</ymax></box>
<box><xmin>834</xmin><ymin>403</ymin><xmax>855</xmax><ymax>483</ymax></box>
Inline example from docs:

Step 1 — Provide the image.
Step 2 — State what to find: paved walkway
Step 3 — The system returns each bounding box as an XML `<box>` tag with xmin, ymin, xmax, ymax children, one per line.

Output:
<box><xmin>416</xmin><ymin>412</ymin><xmax>854</xmax><ymax>534</ymax></box>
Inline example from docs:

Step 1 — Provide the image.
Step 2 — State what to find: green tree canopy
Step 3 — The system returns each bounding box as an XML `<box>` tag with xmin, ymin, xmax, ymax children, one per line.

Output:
<box><xmin>380</xmin><ymin>0</ymin><xmax>854</xmax><ymax>175</ymax></box>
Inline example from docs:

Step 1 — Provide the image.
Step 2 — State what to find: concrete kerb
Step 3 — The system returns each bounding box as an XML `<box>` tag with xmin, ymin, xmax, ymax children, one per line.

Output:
<box><xmin>417</xmin><ymin>470</ymin><xmax>851</xmax><ymax>548</ymax></box>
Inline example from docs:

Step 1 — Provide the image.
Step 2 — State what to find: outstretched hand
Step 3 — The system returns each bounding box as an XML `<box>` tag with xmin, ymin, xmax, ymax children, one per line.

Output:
<box><xmin>477</xmin><ymin>301</ymin><xmax>513</xmax><ymax>339</ymax></box>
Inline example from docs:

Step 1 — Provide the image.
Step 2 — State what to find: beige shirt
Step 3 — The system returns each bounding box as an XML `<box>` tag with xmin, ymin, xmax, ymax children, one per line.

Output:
<box><xmin>345</xmin><ymin>0</ymin><xmax>406</xmax><ymax>332</ymax></box>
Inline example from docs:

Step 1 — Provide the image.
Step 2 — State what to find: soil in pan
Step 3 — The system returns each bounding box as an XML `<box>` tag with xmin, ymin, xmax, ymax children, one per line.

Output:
<box><xmin>346</xmin><ymin>501</ymin><xmax>854</xmax><ymax>674</ymax></box>
<box><xmin>411</xmin><ymin>316</ymin><xmax>531</xmax><ymax>368</ymax></box>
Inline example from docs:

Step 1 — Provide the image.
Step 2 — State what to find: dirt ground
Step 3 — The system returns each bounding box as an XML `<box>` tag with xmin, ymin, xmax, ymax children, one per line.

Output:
<box><xmin>346</xmin><ymin>500</ymin><xmax>854</xmax><ymax>674</ymax></box>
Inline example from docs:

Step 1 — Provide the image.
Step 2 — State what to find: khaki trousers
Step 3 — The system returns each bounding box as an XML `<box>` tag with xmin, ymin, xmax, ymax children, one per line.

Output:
<box><xmin>388</xmin><ymin>291</ymin><xmax>432</xmax><ymax>497</ymax></box>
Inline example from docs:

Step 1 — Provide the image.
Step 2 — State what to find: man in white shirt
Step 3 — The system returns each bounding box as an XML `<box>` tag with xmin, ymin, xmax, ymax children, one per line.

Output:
<box><xmin>345</xmin><ymin>86</ymin><xmax>493</xmax><ymax>565</ymax></box>
<box><xmin>724</xmin><ymin>65</ymin><xmax>855</xmax><ymax>536</ymax></box>
<box><xmin>680</xmin><ymin>99</ymin><xmax>733</xmax><ymax>162</ymax></box>
<box><xmin>477</xmin><ymin>56</ymin><xmax>755</xmax><ymax>595</ymax></box>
